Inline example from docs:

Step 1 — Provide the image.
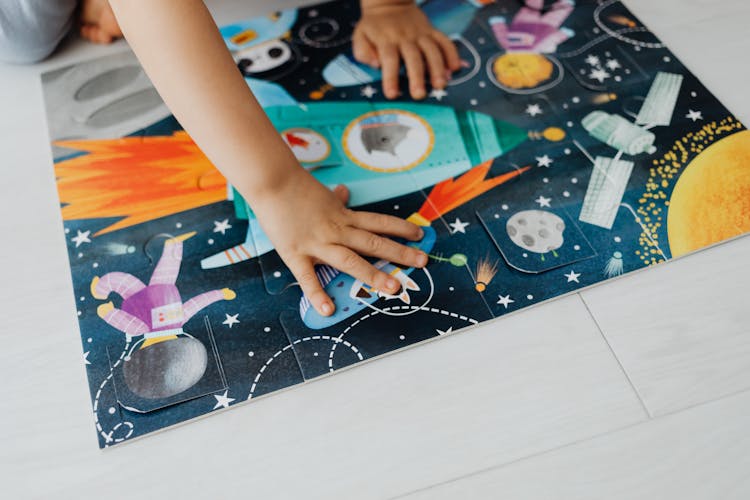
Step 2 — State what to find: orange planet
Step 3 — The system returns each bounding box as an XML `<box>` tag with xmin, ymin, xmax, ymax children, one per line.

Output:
<box><xmin>492</xmin><ymin>53</ymin><xmax>554</xmax><ymax>89</ymax></box>
<box><xmin>667</xmin><ymin>129</ymin><xmax>750</xmax><ymax>257</ymax></box>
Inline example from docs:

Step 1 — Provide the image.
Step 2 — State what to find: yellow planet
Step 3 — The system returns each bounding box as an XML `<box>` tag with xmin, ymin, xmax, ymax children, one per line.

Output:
<box><xmin>667</xmin><ymin>129</ymin><xmax>750</xmax><ymax>257</ymax></box>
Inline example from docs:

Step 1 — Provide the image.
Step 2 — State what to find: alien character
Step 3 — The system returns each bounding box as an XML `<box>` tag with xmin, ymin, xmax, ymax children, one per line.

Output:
<box><xmin>91</xmin><ymin>232</ymin><xmax>236</xmax><ymax>399</ymax></box>
<box><xmin>220</xmin><ymin>10</ymin><xmax>299</xmax><ymax>106</ymax></box>
<box><xmin>506</xmin><ymin>210</ymin><xmax>566</xmax><ymax>261</ymax></box>
<box><xmin>360</xmin><ymin>115</ymin><xmax>412</xmax><ymax>156</ymax></box>
<box><xmin>489</xmin><ymin>0</ymin><xmax>575</xmax><ymax>53</ymax></box>
<box><xmin>236</xmin><ymin>38</ymin><xmax>297</xmax><ymax>80</ymax></box>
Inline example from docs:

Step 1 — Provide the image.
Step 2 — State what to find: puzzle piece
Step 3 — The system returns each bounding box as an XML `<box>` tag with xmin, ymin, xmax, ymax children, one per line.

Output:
<box><xmin>478</xmin><ymin>205</ymin><xmax>597</xmax><ymax>273</ymax></box>
<box><xmin>108</xmin><ymin>316</ymin><xmax>227</xmax><ymax>413</ymax></box>
<box><xmin>561</xmin><ymin>42</ymin><xmax>649</xmax><ymax>93</ymax></box>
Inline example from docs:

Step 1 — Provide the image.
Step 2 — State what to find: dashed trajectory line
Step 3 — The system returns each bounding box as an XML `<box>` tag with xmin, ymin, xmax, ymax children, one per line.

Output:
<box><xmin>328</xmin><ymin>305</ymin><xmax>480</xmax><ymax>370</ymax></box>
<box><xmin>248</xmin><ymin>335</ymin><xmax>364</xmax><ymax>399</ymax></box>
<box><xmin>593</xmin><ymin>0</ymin><xmax>665</xmax><ymax>50</ymax></box>
<box><xmin>92</xmin><ymin>339</ymin><xmax>134</xmax><ymax>445</ymax></box>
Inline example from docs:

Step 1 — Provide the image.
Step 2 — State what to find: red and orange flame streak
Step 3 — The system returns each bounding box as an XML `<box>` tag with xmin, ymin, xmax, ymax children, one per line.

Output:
<box><xmin>55</xmin><ymin>132</ymin><xmax>227</xmax><ymax>236</ymax></box>
<box><xmin>407</xmin><ymin>160</ymin><xmax>530</xmax><ymax>226</ymax></box>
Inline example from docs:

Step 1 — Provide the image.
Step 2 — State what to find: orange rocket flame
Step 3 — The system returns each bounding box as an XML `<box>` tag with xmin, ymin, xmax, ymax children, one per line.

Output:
<box><xmin>54</xmin><ymin>132</ymin><xmax>227</xmax><ymax>236</ymax></box>
<box><xmin>408</xmin><ymin>160</ymin><xmax>530</xmax><ymax>225</ymax></box>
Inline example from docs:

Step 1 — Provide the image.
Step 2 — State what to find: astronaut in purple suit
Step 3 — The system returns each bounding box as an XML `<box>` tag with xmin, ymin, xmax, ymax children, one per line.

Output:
<box><xmin>490</xmin><ymin>0</ymin><xmax>575</xmax><ymax>54</ymax></box>
<box><xmin>92</xmin><ymin>232</ymin><xmax>235</xmax><ymax>342</ymax></box>
<box><xmin>91</xmin><ymin>232</ymin><xmax>236</xmax><ymax>399</ymax></box>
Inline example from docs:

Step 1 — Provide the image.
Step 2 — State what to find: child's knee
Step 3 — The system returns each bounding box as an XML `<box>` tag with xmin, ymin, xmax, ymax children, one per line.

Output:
<box><xmin>0</xmin><ymin>0</ymin><xmax>77</xmax><ymax>64</ymax></box>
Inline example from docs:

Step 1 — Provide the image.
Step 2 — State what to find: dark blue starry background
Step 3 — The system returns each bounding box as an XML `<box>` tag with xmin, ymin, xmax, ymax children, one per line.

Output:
<box><xmin>53</xmin><ymin>0</ymin><xmax>746</xmax><ymax>447</ymax></box>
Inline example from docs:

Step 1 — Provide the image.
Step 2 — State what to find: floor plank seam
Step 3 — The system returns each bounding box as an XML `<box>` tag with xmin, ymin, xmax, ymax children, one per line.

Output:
<box><xmin>652</xmin><ymin>384</ymin><xmax>750</xmax><ymax>420</ymax></box>
<box><xmin>577</xmin><ymin>293</ymin><xmax>653</xmax><ymax>419</ymax></box>
<box><xmin>388</xmin><ymin>417</ymin><xmax>650</xmax><ymax>500</ymax></box>
<box><xmin>391</xmin><ymin>384</ymin><xmax>750</xmax><ymax>500</ymax></box>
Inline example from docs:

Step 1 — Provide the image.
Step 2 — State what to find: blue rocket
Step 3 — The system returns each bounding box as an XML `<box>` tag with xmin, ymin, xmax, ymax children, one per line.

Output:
<box><xmin>200</xmin><ymin>101</ymin><xmax>526</xmax><ymax>269</ymax></box>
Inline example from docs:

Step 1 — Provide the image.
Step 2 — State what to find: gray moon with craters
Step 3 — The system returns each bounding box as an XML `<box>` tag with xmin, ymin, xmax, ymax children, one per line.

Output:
<box><xmin>506</xmin><ymin>210</ymin><xmax>566</xmax><ymax>254</ymax></box>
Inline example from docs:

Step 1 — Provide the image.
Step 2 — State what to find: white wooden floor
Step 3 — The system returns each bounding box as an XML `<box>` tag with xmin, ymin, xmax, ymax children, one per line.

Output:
<box><xmin>1</xmin><ymin>1</ymin><xmax>749</xmax><ymax>498</ymax></box>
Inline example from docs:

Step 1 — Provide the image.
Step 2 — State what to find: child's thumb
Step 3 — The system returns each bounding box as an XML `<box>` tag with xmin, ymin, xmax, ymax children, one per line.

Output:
<box><xmin>332</xmin><ymin>184</ymin><xmax>350</xmax><ymax>205</ymax></box>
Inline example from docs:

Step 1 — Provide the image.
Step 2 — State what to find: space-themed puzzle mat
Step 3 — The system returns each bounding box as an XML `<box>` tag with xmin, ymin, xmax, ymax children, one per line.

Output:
<box><xmin>42</xmin><ymin>0</ymin><xmax>750</xmax><ymax>447</ymax></box>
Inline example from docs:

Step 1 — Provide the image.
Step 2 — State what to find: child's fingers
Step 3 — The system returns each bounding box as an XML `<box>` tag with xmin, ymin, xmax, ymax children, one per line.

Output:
<box><xmin>288</xmin><ymin>258</ymin><xmax>335</xmax><ymax>316</ymax></box>
<box><xmin>417</xmin><ymin>36</ymin><xmax>448</xmax><ymax>89</ymax></box>
<box><xmin>323</xmin><ymin>245</ymin><xmax>401</xmax><ymax>294</ymax></box>
<box><xmin>346</xmin><ymin>228</ymin><xmax>428</xmax><ymax>269</ymax></box>
<box><xmin>432</xmin><ymin>31</ymin><xmax>462</xmax><ymax>72</ymax></box>
<box><xmin>380</xmin><ymin>43</ymin><xmax>401</xmax><ymax>99</ymax></box>
<box><xmin>96</xmin><ymin>30</ymin><xmax>114</xmax><ymax>44</ymax></box>
<box><xmin>81</xmin><ymin>24</ymin><xmax>113</xmax><ymax>44</ymax></box>
<box><xmin>80</xmin><ymin>25</ymin><xmax>94</xmax><ymax>41</ymax></box>
<box><xmin>352</xmin><ymin>211</ymin><xmax>424</xmax><ymax>241</ymax></box>
<box><xmin>400</xmin><ymin>42</ymin><xmax>426</xmax><ymax>99</ymax></box>
<box><xmin>352</xmin><ymin>29</ymin><xmax>380</xmax><ymax>68</ymax></box>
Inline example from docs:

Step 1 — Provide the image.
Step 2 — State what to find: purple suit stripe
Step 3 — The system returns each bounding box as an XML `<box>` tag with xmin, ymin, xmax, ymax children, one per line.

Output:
<box><xmin>149</xmin><ymin>240</ymin><xmax>183</xmax><ymax>285</ymax></box>
<box><xmin>182</xmin><ymin>290</ymin><xmax>225</xmax><ymax>323</ymax></box>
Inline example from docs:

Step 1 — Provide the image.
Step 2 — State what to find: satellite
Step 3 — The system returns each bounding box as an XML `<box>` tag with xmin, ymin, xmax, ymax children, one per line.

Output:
<box><xmin>579</xmin><ymin>72</ymin><xmax>683</xmax><ymax>229</ymax></box>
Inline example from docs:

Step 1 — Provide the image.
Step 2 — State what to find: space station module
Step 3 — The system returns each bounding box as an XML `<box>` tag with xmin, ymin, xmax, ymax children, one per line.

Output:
<box><xmin>582</xmin><ymin>110</ymin><xmax>657</xmax><ymax>155</ymax></box>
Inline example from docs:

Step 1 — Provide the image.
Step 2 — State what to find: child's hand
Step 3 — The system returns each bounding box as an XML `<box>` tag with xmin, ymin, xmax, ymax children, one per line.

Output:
<box><xmin>353</xmin><ymin>0</ymin><xmax>461</xmax><ymax>99</ymax></box>
<box><xmin>251</xmin><ymin>168</ymin><xmax>428</xmax><ymax>317</ymax></box>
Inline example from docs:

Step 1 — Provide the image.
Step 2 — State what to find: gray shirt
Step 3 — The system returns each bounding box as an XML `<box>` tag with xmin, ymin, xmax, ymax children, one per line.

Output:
<box><xmin>0</xmin><ymin>0</ymin><xmax>77</xmax><ymax>63</ymax></box>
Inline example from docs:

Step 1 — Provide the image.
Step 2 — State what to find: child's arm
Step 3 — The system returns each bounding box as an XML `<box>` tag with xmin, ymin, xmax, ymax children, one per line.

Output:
<box><xmin>353</xmin><ymin>0</ymin><xmax>461</xmax><ymax>99</ymax></box>
<box><xmin>109</xmin><ymin>0</ymin><xmax>428</xmax><ymax>317</ymax></box>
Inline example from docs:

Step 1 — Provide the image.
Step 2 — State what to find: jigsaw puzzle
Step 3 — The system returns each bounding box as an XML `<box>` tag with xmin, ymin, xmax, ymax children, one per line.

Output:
<box><xmin>42</xmin><ymin>0</ymin><xmax>750</xmax><ymax>447</ymax></box>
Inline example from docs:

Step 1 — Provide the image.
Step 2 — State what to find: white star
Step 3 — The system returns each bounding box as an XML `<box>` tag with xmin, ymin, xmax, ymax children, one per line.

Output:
<box><xmin>436</xmin><ymin>327</ymin><xmax>454</xmax><ymax>336</ymax></box>
<box><xmin>686</xmin><ymin>109</ymin><xmax>703</xmax><ymax>122</ymax></box>
<box><xmin>585</xmin><ymin>54</ymin><xmax>601</xmax><ymax>66</ymax></box>
<box><xmin>497</xmin><ymin>294</ymin><xmax>514</xmax><ymax>309</ymax></box>
<box><xmin>213</xmin><ymin>390</ymin><xmax>235</xmax><ymax>409</ymax></box>
<box><xmin>605</xmin><ymin>59</ymin><xmax>621</xmax><ymax>71</ymax></box>
<box><xmin>429</xmin><ymin>88</ymin><xmax>448</xmax><ymax>101</ymax></box>
<box><xmin>449</xmin><ymin>217</ymin><xmax>470</xmax><ymax>234</ymax></box>
<box><xmin>213</xmin><ymin>219</ymin><xmax>232</xmax><ymax>235</ymax></box>
<box><xmin>71</xmin><ymin>229</ymin><xmax>91</xmax><ymax>248</ymax></box>
<box><xmin>360</xmin><ymin>85</ymin><xmax>377</xmax><ymax>98</ymax></box>
<box><xmin>535</xmin><ymin>195</ymin><xmax>552</xmax><ymax>208</ymax></box>
<box><xmin>525</xmin><ymin>103</ymin><xmax>543</xmax><ymax>117</ymax></box>
<box><xmin>222</xmin><ymin>313</ymin><xmax>240</xmax><ymax>328</ymax></box>
<box><xmin>536</xmin><ymin>154</ymin><xmax>553</xmax><ymax>168</ymax></box>
<box><xmin>83</xmin><ymin>351</ymin><xmax>91</xmax><ymax>365</ymax></box>
<box><xmin>564</xmin><ymin>270</ymin><xmax>581</xmax><ymax>283</ymax></box>
<box><xmin>589</xmin><ymin>68</ymin><xmax>611</xmax><ymax>83</ymax></box>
